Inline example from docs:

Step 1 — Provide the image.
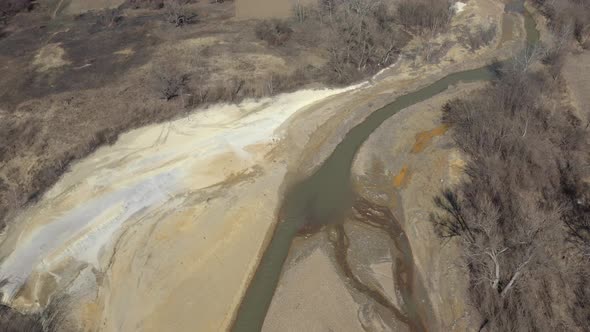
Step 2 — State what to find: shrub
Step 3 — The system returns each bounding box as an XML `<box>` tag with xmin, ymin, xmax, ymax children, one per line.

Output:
<box><xmin>321</xmin><ymin>0</ymin><xmax>409</xmax><ymax>83</ymax></box>
<box><xmin>534</xmin><ymin>0</ymin><xmax>590</xmax><ymax>48</ymax></box>
<box><xmin>464</xmin><ymin>23</ymin><xmax>497</xmax><ymax>51</ymax></box>
<box><xmin>255</xmin><ymin>20</ymin><xmax>293</xmax><ymax>46</ymax></box>
<box><xmin>422</xmin><ymin>40</ymin><xmax>455</xmax><ymax>63</ymax></box>
<box><xmin>432</xmin><ymin>52</ymin><xmax>590</xmax><ymax>331</ymax></box>
<box><xmin>397</xmin><ymin>0</ymin><xmax>453</xmax><ymax>36</ymax></box>
<box><xmin>151</xmin><ymin>61</ymin><xmax>189</xmax><ymax>100</ymax></box>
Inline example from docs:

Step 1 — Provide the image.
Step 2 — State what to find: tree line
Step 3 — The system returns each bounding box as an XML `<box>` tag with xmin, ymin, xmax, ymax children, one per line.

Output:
<box><xmin>431</xmin><ymin>7</ymin><xmax>590</xmax><ymax>329</ymax></box>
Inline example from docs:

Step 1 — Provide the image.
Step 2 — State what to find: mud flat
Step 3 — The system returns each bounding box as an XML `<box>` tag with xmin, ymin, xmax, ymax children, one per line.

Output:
<box><xmin>351</xmin><ymin>83</ymin><xmax>486</xmax><ymax>330</ymax></box>
<box><xmin>261</xmin><ymin>82</ymin><xmax>483</xmax><ymax>331</ymax></box>
<box><xmin>0</xmin><ymin>0</ymin><xmax>528</xmax><ymax>330</ymax></box>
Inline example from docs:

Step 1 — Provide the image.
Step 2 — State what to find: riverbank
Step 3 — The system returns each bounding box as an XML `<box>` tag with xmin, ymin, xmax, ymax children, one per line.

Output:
<box><xmin>0</xmin><ymin>0</ymin><xmax>527</xmax><ymax>330</ymax></box>
<box><xmin>247</xmin><ymin>0</ymin><xmax>535</xmax><ymax>331</ymax></box>
<box><xmin>0</xmin><ymin>86</ymin><xmax>360</xmax><ymax>330</ymax></box>
<box><xmin>263</xmin><ymin>81</ymin><xmax>485</xmax><ymax>331</ymax></box>
<box><xmin>260</xmin><ymin>1</ymin><xmax>533</xmax><ymax>330</ymax></box>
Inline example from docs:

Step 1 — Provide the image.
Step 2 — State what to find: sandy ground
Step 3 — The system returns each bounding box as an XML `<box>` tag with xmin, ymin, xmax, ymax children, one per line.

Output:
<box><xmin>261</xmin><ymin>232</ymin><xmax>367</xmax><ymax>332</ymax></box>
<box><xmin>264</xmin><ymin>1</ymin><xmax>527</xmax><ymax>330</ymax></box>
<box><xmin>263</xmin><ymin>220</ymin><xmax>408</xmax><ymax>332</ymax></box>
<box><xmin>0</xmin><ymin>86</ymin><xmax>360</xmax><ymax>331</ymax></box>
<box><xmin>0</xmin><ymin>0</ymin><xmax>524</xmax><ymax>330</ymax></box>
<box><xmin>351</xmin><ymin>82</ymin><xmax>486</xmax><ymax>330</ymax></box>
<box><xmin>264</xmin><ymin>82</ymin><xmax>485</xmax><ymax>332</ymax></box>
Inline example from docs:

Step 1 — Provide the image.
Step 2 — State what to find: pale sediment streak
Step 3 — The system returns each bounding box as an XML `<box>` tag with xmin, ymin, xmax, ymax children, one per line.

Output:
<box><xmin>0</xmin><ymin>86</ymin><xmax>360</xmax><ymax>304</ymax></box>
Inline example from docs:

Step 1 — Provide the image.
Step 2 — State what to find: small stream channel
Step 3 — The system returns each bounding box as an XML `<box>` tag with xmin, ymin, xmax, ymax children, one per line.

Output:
<box><xmin>232</xmin><ymin>3</ymin><xmax>539</xmax><ymax>331</ymax></box>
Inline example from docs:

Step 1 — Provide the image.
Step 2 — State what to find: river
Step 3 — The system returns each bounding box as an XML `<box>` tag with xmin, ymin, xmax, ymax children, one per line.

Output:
<box><xmin>231</xmin><ymin>2</ymin><xmax>540</xmax><ymax>331</ymax></box>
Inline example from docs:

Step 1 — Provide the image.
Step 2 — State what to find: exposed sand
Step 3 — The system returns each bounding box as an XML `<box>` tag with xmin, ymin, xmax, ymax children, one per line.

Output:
<box><xmin>0</xmin><ymin>0</ymin><xmax>524</xmax><ymax>329</ymax></box>
<box><xmin>262</xmin><ymin>230</ymin><xmax>406</xmax><ymax>332</ymax></box>
<box><xmin>0</xmin><ymin>87</ymin><xmax>359</xmax><ymax>331</ymax></box>
<box><xmin>263</xmin><ymin>1</ymin><xmax>523</xmax><ymax>330</ymax></box>
<box><xmin>33</xmin><ymin>43</ymin><xmax>70</xmax><ymax>72</ymax></box>
<box><xmin>352</xmin><ymin>82</ymin><xmax>486</xmax><ymax>330</ymax></box>
<box><xmin>453</xmin><ymin>2</ymin><xmax>467</xmax><ymax>14</ymax></box>
<box><xmin>264</xmin><ymin>83</ymin><xmax>484</xmax><ymax>332</ymax></box>
<box><xmin>262</xmin><ymin>242</ymin><xmax>366</xmax><ymax>332</ymax></box>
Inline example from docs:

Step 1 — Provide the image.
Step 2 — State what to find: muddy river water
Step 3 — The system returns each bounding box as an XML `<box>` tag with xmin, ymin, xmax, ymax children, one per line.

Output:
<box><xmin>232</xmin><ymin>2</ymin><xmax>539</xmax><ymax>331</ymax></box>
<box><xmin>0</xmin><ymin>1</ymin><xmax>540</xmax><ymax>331</ymax></box>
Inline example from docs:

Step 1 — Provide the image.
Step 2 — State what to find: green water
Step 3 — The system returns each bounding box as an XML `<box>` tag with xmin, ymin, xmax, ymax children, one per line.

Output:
<box><xmin>232</xmin><ymin>4</ymin><xmax>540</xmax><ymax>331</ymax></box>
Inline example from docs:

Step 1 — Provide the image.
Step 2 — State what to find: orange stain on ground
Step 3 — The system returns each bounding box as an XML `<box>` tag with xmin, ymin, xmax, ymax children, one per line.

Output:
<box><xmin>411</xmin><ymin>124</ymin><xmax>448</xmax><ymax>153</ymax></box>
<box><xmin>393</xmin><ymin>165</ymin><xmax>412</xmax><ymax>188</ymax></box>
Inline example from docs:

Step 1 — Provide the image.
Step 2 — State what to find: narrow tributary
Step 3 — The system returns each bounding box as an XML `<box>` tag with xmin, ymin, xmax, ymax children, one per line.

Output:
<box><xmin>232</xmin><ymin>3</ymin><xmax>539</xmax><ymax>331</ymax></box>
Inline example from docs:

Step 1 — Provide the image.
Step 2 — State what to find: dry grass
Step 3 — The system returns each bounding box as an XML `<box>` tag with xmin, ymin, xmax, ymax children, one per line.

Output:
<box><xmin>0</xmin><ymin>1</ymin><xmax>301</xmax><ymax>230</ymax></box>
<box><xmin>0</xmin><ymin>0</ymin><xmax>421</xmax><ymax>233</ymax></box>
<box><xmin>0</xmin><ymin>0</ymin><xmax>458</xmax><ymax>235</ymax></box>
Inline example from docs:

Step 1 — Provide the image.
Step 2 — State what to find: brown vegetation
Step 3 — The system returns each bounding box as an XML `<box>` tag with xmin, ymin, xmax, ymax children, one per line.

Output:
<box><xmin>290</xmin><ymin>0</ymin><xmax>415</xmax><ymax>83</ymax></box>
<box><xmin>431</xmin><ymin>44</ymin><xmax>590</xmax><ymax>330</ymax></box>
<box><xmin>0</xmin><ymin>304</ymin><xmax>43</xmax><ymax>332</ymax></box>
<box><xmin>0</xmin><ymin>0</ymin><xmax>457</xmax><ymax>275</ymax></box>
<box><xmin>397</xmin><ymin>0</ymin><xmax>453</xmax><ymax>36</ymax></box>
<box><xmin>96</xmin><ymin>8</ymin><xmax>124</xmax><ymax>29</ymax></box>
<box><xmin>152</xmin><ymin>59</ymin><xmax>190</xmax><ymax>100</ymax></box>
<box><xmin>0</xmin><ymin>0</ymin><xmax>33</xmax><ymax>21</ymax></box>
<box><xmin>320</xmin><ymin>0</ymin><xmax>408</xmax><ymax>82</ymax></box>
<box><xmin>464</xmin><ymin>23</ymin><xmax>497</xmax><ymax>52</ymax></box>
<box><xmin>533</xmin><ymin>0</ymin><xmax>590</xmax><ymax>48</ymax></box>
<box><xmin>255</xmin><ymin>19</ymin><xmax>292</xmax><ymax>46</ymax></box>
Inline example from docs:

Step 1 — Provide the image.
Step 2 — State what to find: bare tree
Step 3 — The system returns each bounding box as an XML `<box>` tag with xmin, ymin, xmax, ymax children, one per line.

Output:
<box><xmin>432</xmin><ymin>55</ymin><xmax>590</xmax><ymax>330</ymax></box>
<box><xmin>464</xmin><ymin>23</ymin><xmax>497</xmax><ymax>52</ymax></box>
<box><xmin>319</xmin><ymin>0</ymin><xmax>408</xmax><ymax>82</ymax></box>
<box><xmin>541</xmin><ymin>23</ymin><xmax>572</xmax><ymax>78</ymax></box>
<box><xmin>511</xmin><ymin>44</ymin><xmax>542</xmax><ymax>73</ymax></box>
<box><xmin>534</xmin><ymin>0</ymin><xmax>590</xmax><ymax>48</ymax></box>
<box><xmin>151</xmin><ymin>60</ymin><xmax>189</xmax><ymax>100</ymax></box>
<box><xmin>397</xmin><ymin>0</ymin><xmax>453</xmax><ymax>36</ymax></box>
